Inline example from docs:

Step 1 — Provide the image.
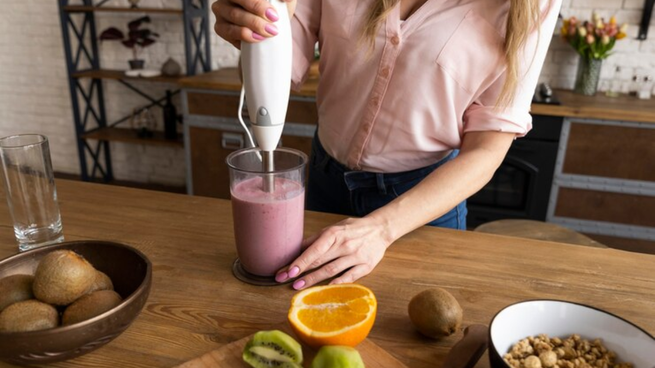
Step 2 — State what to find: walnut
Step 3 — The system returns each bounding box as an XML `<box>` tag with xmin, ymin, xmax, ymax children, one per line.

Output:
<box><xmin>525</xmin><ymin>355</ymin><xmax>543</xmax><ymax>368</ymax></box>
<box><xmin>540</xmin><ymin>351</ymin><xmax>558</xmax><ymax>368</ymax></box>
<box><xmin>506</xmin><ymin>334</ymin><xmax>631</xmax><ymax>368</ymax></box>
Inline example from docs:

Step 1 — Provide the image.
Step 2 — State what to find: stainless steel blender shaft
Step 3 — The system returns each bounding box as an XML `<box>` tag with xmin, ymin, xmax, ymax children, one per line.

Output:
<box><xmin>262</xmin><ymin>150</ymin><xmax>275</xmax><ymax>193</ymax></box>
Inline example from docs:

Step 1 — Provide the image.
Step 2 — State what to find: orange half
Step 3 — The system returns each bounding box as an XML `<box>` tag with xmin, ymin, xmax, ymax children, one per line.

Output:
<box><xmin>287</xmin><ymin>284</ymin><xmax>377</xmax><ymax>348</ymax></box>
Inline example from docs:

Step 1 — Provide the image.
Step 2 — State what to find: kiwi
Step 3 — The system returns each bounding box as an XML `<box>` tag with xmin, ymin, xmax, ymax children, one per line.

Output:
<box><xmin>62</xmin><ymin>290</ymin><xmax>122</xmax><ymax>325</ymax></box>
<box><xmin>408</xmin><ymin>288</ymin><xmax>463</xmax><ymax>339</ymax></box>
<box><xmin>0</xmin><ymin>299</ymin><xmax>59</xmax><ymax>332</ymax></box>
<box><xmin>87</xmin><ymin>271</ymin><xmax>114</xmax><ymax>293</ymax></box>
<box><xmin>33</xmin><ymin>250</ymin><xmax>97</xmax><ymax>306</ymax></box>
<box><xmin>0</xmin><ymin>274</ymin><xmax>34</xmax><ymax>312</ymax></box>
<box><xmin>311</xmin><ymin>346</ymin><xmax>365</xmax><ymax>368</ymax></box>
<box><xmin>242</xmin><ymin>330</ymin><xmax>303</xmax><ymax>368</ymax></box>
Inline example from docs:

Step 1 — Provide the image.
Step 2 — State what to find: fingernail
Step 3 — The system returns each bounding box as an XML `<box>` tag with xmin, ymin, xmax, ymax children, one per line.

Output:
<box><xmin>275</xmin><ymin>271</ymin><xmax>288</xmax><ymax>282</ymax></box>
<box><xmin>293</xmin><ymin>279</ymin><xmax>306</xmax><ymax>290</ymax></box>
<box><xmin>288</xmin><ymin>266</ymin><xmax>300</xmax><ymax>278</ymax></box>
<box><xmin>265</xmin><ymin>8</ymin><xmax>279</xmax><ymax>22</ymax></box>
<box><xmin>265</xmin><ymin>24</ymin><xmax>278</xmax><ymax>36</ymax></box>
<box><xmin>252</xmin><ymin>32</ymin><xmax>265</xmax><ymax>41</ymax></box>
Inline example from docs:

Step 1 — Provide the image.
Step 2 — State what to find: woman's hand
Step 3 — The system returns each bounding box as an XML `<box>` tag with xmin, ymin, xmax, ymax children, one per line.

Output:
<box><xmin>212</xmin><ymin>0</ymin><xmax>296</xmax><ymax>48</ymax></box>
<box><xmin>276</xmin><ymin>216</ymin><xmax>395</xmax><ymax>290</ymax></box>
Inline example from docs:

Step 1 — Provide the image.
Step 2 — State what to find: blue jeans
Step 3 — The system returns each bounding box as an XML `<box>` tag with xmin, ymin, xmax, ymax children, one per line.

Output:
<box><xmin>306</xmin><ymin>134</ymin><xmax>467</xmax><ymax>230</ymax></box>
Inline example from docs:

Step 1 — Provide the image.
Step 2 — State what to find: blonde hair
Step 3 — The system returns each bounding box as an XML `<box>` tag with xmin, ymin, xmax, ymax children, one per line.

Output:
<box><xmin>362</xmin><ymin>0</ymin><xmax>543</xmax><ymax>109</ymax></box>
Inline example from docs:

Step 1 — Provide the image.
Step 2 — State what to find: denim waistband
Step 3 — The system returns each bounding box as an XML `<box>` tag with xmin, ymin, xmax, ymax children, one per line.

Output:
<box><xmin>312</xmin><ymin>134</ymin><xmax>457</xmax><ymax>192</ymax></box>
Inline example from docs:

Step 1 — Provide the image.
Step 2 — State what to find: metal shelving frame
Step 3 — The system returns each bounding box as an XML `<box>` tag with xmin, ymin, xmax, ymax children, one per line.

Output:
<box><xmin>57</xmin><ymin>0</ymin><xmax>211</xmax><ymax>182</ymax></box>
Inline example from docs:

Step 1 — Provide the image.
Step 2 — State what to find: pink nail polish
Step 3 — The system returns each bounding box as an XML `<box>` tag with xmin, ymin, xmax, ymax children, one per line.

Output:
<box><xmin>265</xmin><ymin>24</ymin><xmax>278</xmax><ymax>36</ymax></box>
<box><xmin>288</xmin><ymin>266</ymin><xmax>300</xmax><ymax>278</ymax></box>
<box><xmin>293</xmin><ymin>279</ymin><xmax>306</xmax><ymax>290</ymax></box>
<box><xmin>265</xmin><ymin>8</ymin><xmax>279</xmax><ymax>22</ymax></box>
<box><xmin>252</xmin><ymin>32</ymin><xmax>265</xmax><ymax>41</ymax></box>
<box><xmin>275</xmin><ymin>272</ymin><xmax>288</xmax><ymax>282</ymax></box>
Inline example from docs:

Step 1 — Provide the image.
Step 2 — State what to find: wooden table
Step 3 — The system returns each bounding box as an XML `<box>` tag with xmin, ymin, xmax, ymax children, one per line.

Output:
<box><xmin>0</xmin><ymin>180</ymin><xmax>653</xmax><ymax>368</ymax></box>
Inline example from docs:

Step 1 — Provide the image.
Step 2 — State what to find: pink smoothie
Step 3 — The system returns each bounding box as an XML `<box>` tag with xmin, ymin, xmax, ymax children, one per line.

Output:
<box><xmin>231</xmin><ymin>177</ymin><xmax>305</xmax><ymax>276</ymax></box>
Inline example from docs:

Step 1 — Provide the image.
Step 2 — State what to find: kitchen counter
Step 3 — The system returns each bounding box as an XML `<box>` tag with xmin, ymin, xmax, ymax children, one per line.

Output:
<box><xmin>179</xmin><ymin>67</ymin><xmax>319</xmax><ymax>98</ymax></box>
<box><xmin>179</xmin><ymin>68</ymin><xmax>655</xmax><ymax>124</ymax></box>
<box><xmin>0</xmin><ymin>180</ymin><xmax>653</xmax><ymax>368</ymax></box>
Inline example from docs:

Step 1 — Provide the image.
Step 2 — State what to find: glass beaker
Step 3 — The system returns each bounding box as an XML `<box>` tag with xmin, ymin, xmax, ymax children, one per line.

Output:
<box><xmin>227</xmin><ymin>147</ymin><xmax>307</xmax><ymax>277</ymax></box>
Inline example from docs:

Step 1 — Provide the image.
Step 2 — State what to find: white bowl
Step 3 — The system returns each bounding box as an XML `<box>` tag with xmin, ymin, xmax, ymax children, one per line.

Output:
<box><xmin>489</xmin><ymin>300</ymin><xmax>655</xmax><ymax>368</ymax></box>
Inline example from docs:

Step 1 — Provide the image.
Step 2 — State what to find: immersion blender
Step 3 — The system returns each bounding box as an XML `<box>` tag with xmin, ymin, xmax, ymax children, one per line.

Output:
<box><xmin>240</xmin><ymin>0</ymin><xmax>293</xmax><ymax>193</ymax></box>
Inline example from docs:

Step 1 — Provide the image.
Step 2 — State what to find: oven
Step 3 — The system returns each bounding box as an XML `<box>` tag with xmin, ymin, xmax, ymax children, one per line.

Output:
<box><xmin>466</xmin><ymin>115</ymin><xmax>563</xmax><ymax>228</ymax></box>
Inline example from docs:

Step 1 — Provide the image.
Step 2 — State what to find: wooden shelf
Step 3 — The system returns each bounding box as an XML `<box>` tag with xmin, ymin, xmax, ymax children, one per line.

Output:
<box><xmin>63</xmin><ymin>6</ymin><xmax>183</xmax><ymax>14</ymax></box>
<box><xmin>81</xmin><ymin>127</ymin><xmax>183</xmax><ymax>148</ymax></box>
<box><xmin>72</xmin><ymin>69</ymin><xmax>183</xmax><ymax>84</ymax></box>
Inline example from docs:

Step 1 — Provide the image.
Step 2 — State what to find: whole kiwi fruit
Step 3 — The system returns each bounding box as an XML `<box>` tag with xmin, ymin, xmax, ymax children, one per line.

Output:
<box><xmin>33</xmin><ymin>250</ymin><xmax>97</xmax><ymax>306</ymax></box>
<box><xmin>0</xmin><ymin>299</ymin><xmax>59</xmax><ymax>332</ymax></box>
<box><xmin>62</xmin><ymin>290</ymin><xmax>122</xmax><ymax>325</ymax></box>
<box><xmin>87</xmin><ymin>271</ymin><xmax>114</xmax><ymax>293</ymax></box>
<box><xmin>0</xmin><ymin>274</ymin><xmax>34</xmax><ymax>312</ymax></box>
<box><xmin>242</xmin><ymin>330</ymin><xmax>303</xmax><ymax>368</ymax></box>
<box><xmin>408</xmin><ymin>288</ymin><xmax>463</xmax><ymax>339</ymax></box>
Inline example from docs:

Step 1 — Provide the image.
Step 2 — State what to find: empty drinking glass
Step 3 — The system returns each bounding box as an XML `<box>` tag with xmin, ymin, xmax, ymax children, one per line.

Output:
<box><xmin>0</xmin><ymin>134</ymin><xmax>64</xmax><ymax>251</ymax></box>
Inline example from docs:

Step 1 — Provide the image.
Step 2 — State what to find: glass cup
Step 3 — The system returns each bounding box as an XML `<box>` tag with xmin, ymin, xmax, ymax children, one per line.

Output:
<box><xmin>227</xmin><ymin>147</ymin><xmax>307</xmax><ymax>277</ymax></box>
<box><xmin>0</xmin><ymin>134</ymin><xmax>64</xmax><ymax>251</ymax></box>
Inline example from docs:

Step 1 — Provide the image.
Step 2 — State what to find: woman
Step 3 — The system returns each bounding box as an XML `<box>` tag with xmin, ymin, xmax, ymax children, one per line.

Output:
<box><xmin>212</xmin><ymin>0</ymin><xmax>561</xmax><ymax>289</ymax></box>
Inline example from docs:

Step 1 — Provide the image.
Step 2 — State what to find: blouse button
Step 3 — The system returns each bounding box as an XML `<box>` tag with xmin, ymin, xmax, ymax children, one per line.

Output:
<box><xmin>381</xmin><ymin>67</ymin><xmax>390</xmax><ymax>77</ymax></box>
<box><xmin>391</xmin><ymin>35</ymin><xmax>400</xmax><ymax>45</ymax></box>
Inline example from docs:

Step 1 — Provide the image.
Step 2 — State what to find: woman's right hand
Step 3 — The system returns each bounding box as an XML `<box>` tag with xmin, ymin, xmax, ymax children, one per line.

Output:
<box><xmin>212</xmin><ymin>0</ymin><xmax>296</xmax><ymax>49</ymax></box>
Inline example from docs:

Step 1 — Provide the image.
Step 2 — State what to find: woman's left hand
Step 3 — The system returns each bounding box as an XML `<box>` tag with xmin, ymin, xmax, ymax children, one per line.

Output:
<box><xmin>275</xmin><ymin>216</ymin><xmax>394</xmax><ymax>289</ymax></box>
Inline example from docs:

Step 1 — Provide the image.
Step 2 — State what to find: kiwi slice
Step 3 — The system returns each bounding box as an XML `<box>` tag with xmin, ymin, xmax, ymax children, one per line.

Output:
<box><xmin>311</xmin><ymin>346</ymin><xmax>365</xmax><ymax>368</ymax></box>
<box><xmin>0</xmin><ymin>274</ymin><xmax>34</xmax><ymax>312</ymax></box>
<box><xmin>242</xmin><ymin>330</ymin><xmax>303</xmax><ymax>368</ymax></box>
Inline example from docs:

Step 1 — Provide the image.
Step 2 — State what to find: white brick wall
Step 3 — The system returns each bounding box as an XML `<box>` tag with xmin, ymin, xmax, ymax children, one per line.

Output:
<box><xmin>543</xmin><ymin>0</ymin><xmax>655</xmax><ymax>91</ymax></box>
<box><xmin>0</xmin><ymin>0</ymin><xmax>653</xmax><ymax>187</ymax></box>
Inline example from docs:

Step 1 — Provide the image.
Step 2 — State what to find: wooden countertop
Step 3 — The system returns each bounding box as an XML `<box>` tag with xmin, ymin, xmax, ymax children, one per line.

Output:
<box><xmin>531</xmin><ymin>89</ymin><xmax>655</xmax><ymax>124</ymax></box>
<box><xmin>179</xmin><ymin>68</ymin><xmax>319</xmax><ymax>98</ymax></box>
<box><xmin>1</xmin><ymin>180</ymin><xmax>653</xmax><ymax>368</ymax></box>
<box><xmin>180</xmin><ymin>68</ymin><xmax>655</xmax><ymax>123</ymax></box>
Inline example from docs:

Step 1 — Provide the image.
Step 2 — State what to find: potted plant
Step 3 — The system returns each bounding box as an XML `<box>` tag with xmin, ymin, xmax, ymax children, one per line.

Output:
<box><xmin>99</xmin><ymin>16</ymin><xmax>159</xmax><ymax>70</ymax></box>
<box><xmin>560</xmin><ymin>12</ymin><xmax>628</xmax><ymax>95</ymax></box>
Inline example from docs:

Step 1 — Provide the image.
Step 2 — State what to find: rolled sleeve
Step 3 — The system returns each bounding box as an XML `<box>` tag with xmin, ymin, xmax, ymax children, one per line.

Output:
<box><xmin>290</xmin><ymin>0</ymin><xmax>321</xmax><ymax>91</ymax></box>
<box><xmin>463</xmin><ymin>0</ymin><xmax>562</xmax><ymax>137</ymax></box>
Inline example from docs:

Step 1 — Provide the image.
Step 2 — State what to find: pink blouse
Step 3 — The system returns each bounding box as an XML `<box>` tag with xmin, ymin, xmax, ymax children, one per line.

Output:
<box><xmin>291</xmin><ymin>0</ymin><xmax>561</xmax><ymax>173</ymax></box>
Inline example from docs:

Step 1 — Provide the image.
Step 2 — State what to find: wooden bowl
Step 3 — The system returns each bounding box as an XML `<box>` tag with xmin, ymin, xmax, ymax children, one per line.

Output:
<box><xmin>488</xmin><ymin>300</ymin><xmax>655</xmax><ymax>368</ymax></box>
<box><xmin>0</xmin><ymin>241</ymin><xmax>152</xmax><ymax>365</ymax></box>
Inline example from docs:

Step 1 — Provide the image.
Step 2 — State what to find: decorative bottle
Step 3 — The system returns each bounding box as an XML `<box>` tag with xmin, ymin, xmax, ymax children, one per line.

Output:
<box><xmin>163</xmin><ymin>90</ymin><xmax>178</xmax><ymax>140</ymax></box>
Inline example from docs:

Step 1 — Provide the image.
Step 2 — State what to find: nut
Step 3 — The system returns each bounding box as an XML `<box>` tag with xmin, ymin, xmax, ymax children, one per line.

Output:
<box><xmin>540</xmin><ymin>351</ymin><xmax>558</xmax><ymax>368</ymax></box>
<box><xmin>525</xmin><ymin>355</ymin><xmax>543</xmax><ymax>368</ymax></box>
<box><xmin>506</xmin><ymin>335</ymin><xmax>631</xmax><ymax>368</ymax></box>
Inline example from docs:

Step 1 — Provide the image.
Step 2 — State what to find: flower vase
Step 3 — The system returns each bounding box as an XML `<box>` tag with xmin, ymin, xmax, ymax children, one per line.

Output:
<box><xmin>574</xmin><ymin>57</ymin><xmax>602</xmax><ymax>96</ymax></box>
